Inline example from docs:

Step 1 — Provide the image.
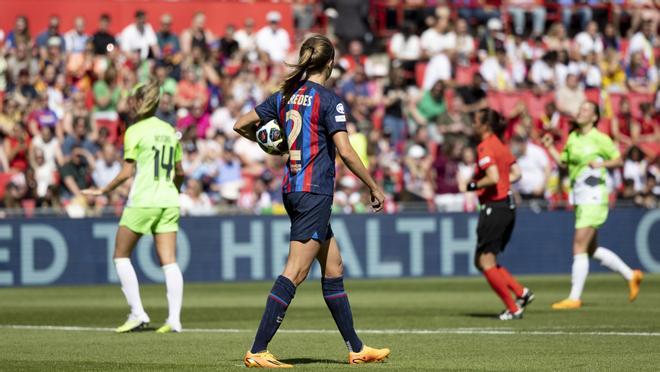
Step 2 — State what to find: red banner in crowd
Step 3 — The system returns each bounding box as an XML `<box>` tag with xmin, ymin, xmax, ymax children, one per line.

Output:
<box><xmin>0</xmin><ymin>0</ymin><xmax>293</xmax><ymax>38</ymax></box>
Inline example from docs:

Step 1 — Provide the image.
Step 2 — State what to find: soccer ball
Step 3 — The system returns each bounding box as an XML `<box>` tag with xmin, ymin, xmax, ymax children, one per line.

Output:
<box><xmin>256</xmin><ymin>119</ymin><xmax>288</xmax><ymax>156</ymax></box>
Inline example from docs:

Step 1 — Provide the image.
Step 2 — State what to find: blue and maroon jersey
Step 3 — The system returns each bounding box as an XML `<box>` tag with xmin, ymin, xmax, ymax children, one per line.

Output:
<box><xmin>255</xmin><ymin>81</ymin><xmax>348</xmax><ymax>196</ymax></box>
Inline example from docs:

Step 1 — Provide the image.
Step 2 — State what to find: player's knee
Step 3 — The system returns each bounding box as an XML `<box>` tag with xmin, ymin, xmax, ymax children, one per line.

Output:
<box><xmin>283</xmin><ymin>267</ymin><xmax>310</xmax><ymax>286</ymax></box>
<box><xmin>324</xmin><ymin>261</ymin><xmax>344</xmax><ymax>278</ymax></box>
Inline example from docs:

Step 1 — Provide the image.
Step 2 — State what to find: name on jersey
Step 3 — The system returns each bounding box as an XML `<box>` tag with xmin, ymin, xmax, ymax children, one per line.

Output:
<box><xmin>288</xmin><ymin>94</ymin><xmax>313</xmax><ymax>107</ymax></box>
<box><xmin>154</xmin><ymin>135</ymin><xmax>170</xmax><ymax>143</ymax></box>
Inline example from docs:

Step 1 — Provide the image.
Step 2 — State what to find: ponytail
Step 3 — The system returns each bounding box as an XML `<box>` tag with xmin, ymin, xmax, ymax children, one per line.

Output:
<box><xmin>475</xmin><ymin>108</ymin><xmax>507</xmax><ymax>139</ymax></box>
<box><xmin>280</xmin><ymin>34</ymin><xmax>335</xmax><ymax>104</ymax></box>
<box><xmin>132</xmin><ymin>79</ymin><xmax>161</xmax><ymax>120</ymax></box>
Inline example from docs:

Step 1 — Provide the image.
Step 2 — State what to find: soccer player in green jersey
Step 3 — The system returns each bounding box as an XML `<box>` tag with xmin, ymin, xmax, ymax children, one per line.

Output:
<box><xmin>542</xmin><ymin>101</ymin><xmax>643</xmax><ymax>310</ymax></box>
<box><xmin>84</xmin><ymin>80</ymin><xmax>185</xmax><ymax>332</ymax></box>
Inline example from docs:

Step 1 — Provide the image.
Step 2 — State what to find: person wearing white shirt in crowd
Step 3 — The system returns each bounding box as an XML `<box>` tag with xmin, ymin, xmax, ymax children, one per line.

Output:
<box><xmin>64</xmin><ymin>17</ymin><xmax>88</xmax><ymax>54</ymax></box>
<box><xmin>234</xmin><ymin>18</ymin><xmax>258</xmax><ymax>54</ymax></box>
<box><xmin>628</xmin><ymin>19</ymin><xmax>656</xmax><ymax>66</ymax></box>
<box><xmin>30</xmin><ymin>126</ymin><xmax>63</xmax><ymax>169</ymax></box>
<box><xmin>256</xmin><ymin>11</ymin><xmax>290</xmax><ymax>63</ymax></box>
<box><xmin>389</xmin><ymin>21</ymin><xmax>421</xmax><ymax>62</ymax></box>
<box><xmin>119</xmin><ymin>10</ymin><xmax>160</xmax><ymax>60</ymax></box>
<box><xmin>454</xmin><ymin>19</ymin><xmax>475</xmax><ymax>65</ymax></box>
<box><xmin>511</xmin><ymin>135</ymin><xmax>550</xmax><ymax>199</ymax></box>
<box><xmin>581</xmin><ymin>52</ymin><xmax>602</xmax><ymax>88</ymax></box>
<box><xmin>420</xmin><ymin>15</ymin><xmax>456</xmax><ymax>57</ymax></box>
<box><xmin>180</xmin><ymin>179</ymin><xmax>215</xmax><ymax>216</ymax></box>
<box><xmin>574</xmin><ymin>21</ymin><xmax>604</xmax><ymax>57</ymax></box>
<box><xmin>480</xmin><ymin>47</ymin><xmax>515</xmax><ymax>91</ymax></box>
<box><xmin>623</xmin><ymin>146</ymin><xmax>648</xmax><ymax>193</ymax></box>
<box><xmin>530</xmin><ymin>51</ymin><xmax>557</xmax><ymax>90</ymax></box>
<box><xmin>31</xmin><ymin>148</ymin><xmax>57</xmax><ymax>199</ymax></box>
<box><xmin>92</xmin><ymin>143</ymin><xmax>121</xmax><ymax>189</ymax></box>
<box><xmin>423</xmin><ymin>53</ymin><xmax>452</xmax><ymax>90</ymax></box>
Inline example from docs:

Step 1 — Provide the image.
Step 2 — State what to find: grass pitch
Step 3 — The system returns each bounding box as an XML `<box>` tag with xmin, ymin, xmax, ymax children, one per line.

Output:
<box><xmin>1</xmin><ymin>274</ymin><xmax>659</xmax><ymax>371</ymax></box>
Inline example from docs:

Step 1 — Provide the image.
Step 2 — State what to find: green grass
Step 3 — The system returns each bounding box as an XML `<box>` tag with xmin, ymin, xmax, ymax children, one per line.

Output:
<box><xmin>1</xmin><ymin>274</ymin><xmax>659</xmax><ymax>371</ymax></box>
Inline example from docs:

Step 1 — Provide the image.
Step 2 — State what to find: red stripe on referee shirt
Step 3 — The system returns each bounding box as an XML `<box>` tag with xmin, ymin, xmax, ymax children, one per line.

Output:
<box><xmin>303</xmin><ymin>92</ymin><xmax>320</xmax><ymax>192</ymax></box>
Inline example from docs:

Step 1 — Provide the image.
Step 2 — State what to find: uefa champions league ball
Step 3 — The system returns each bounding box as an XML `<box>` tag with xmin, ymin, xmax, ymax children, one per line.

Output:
<box><xmin>256</xmin><ymin>119</ymin><xmax>288</xmax><ymax>156</ymax></box>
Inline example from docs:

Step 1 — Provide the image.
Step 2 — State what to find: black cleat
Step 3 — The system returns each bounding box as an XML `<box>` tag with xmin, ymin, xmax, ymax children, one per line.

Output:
<box><xmin>516</xmin><ymin>288</ymin><xmax>535</xmax><ymax>310</ymax></box>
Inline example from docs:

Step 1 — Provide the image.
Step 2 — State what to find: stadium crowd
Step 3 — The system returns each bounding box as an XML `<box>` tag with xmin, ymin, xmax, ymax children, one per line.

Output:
<box><xmin>0</xmin><ymin>1</ymin><xmax>658</xmax><ymax>217</ymax></box>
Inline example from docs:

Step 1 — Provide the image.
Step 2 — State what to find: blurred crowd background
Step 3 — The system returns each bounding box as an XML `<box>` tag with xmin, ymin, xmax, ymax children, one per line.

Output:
<box><xmin>0</xmin><ymin>0</ymin><xmax>658</xmax><ymax>218</ymax></box>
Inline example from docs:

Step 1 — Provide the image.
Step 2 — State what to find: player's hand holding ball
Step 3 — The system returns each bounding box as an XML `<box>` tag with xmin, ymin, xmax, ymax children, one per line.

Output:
<box><xmin>256</xmin><ymin>119</ymin><xmax>288</xmax><ymax>156</ymax></box>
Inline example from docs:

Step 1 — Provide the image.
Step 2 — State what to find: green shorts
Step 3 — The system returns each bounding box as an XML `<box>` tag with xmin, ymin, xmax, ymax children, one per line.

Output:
<box><xmin>575</xmin><ymin>204</ymin><xmax>609</xmax><ymax>229</ymax></box>
<box><xmin>119</xmin><ymin>207</ymin><xmax>180</xmax><ymax>235</ymax></box>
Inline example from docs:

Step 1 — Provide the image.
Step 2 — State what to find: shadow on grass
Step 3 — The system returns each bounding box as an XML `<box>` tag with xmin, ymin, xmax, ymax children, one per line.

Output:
<box><xmin>280</xmin><ymin>358</ymin><xmax>344</xmax><ymax>365</ymax></box>
<box><xmin>462</xmin><ymin>313</ymin><xmax>498</xmax><ymax>319</ymax></box>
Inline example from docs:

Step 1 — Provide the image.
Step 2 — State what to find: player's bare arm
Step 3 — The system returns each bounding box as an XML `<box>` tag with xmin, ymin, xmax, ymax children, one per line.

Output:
<box><xmin>233</xmin><ymin>109</ymin><xmax>260</xmax><ymax>142</ymax></box>
<box><xmin>332</xmin><ymin>130</ymin><xmax>385</xmax><ymax>212</ymax></box>
<box><xmin>83</xmin><ymin>160</ymin><xmax>135</xmax><ymax>196</ymax></box>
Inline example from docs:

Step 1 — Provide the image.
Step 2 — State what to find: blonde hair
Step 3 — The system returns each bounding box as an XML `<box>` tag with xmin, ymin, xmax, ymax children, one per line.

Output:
<box><xmin>280</xmin><ymin>34</ymin><xmax>335</xmax><ymax>103</ymax></box>
<box><xmin>132</xmin><ymin>79</ymin><xmax>161</xmax><ymax>119</ymax></box>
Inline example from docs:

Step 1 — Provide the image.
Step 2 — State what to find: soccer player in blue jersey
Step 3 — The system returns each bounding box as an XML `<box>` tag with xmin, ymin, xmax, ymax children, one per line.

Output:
<box><xmin>234</xmin><ymin>34</ymin><xmax>390</xmax><ymax>368</ymax></box>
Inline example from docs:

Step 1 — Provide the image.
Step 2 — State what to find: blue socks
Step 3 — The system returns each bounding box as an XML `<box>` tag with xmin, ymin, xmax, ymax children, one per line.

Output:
<box><xmin>322</xmin><ymin>276</ymin><xmax>363</xmax><ymax>352</ymax></box>
<box><xmin>250</xmin><ymin>275</ymin><xmax>296</xmax><ymax>353</ymax></box>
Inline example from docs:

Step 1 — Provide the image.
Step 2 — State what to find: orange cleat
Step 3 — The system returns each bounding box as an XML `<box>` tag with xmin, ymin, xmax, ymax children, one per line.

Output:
<box><xmin>349</xmin><ymin>345</ymin><xmax>390</xmax><ymax>364</ymax></box>
<box><xmin>628</xmin><ymin>270</ymin><xmax>643</xmax><ymax>302</ymax></box>
<box><xmin>551</xmin><ymin>298</ymin><xmax>582</xmax><ymax>310</ymax></box>
<box><xmin>244</xmin><ymin>350</ymin><xmax>293</xmax><ymax>368</ymax></box>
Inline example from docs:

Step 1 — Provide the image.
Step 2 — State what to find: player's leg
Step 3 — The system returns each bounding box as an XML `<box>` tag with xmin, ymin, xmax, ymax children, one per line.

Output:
<box><xmin>589</xmin><ymin>231</ymin><xmax>643</xmax><ymax>302</ymax></box>
<box><xmin>552</xmin><ymin>226</ymin><xmax>594</xmax><ymax>309</ymax></box>
<box><xmin>478</xmin><ymin>252</ymin><xmax>521</xmax><ymax>319</ymax></box>
<box><xmin>495</xmin><ymin>212</ymin><xmax>535</xmax><ymax>310</ymax></box>
<box><xmin>113</xmin><ymin>224</ymin><xmax>150</xmax><ymax>332</ymax></box>
<box><xmin>245</xmin><ymin>239</ymin><xmax>319</xmax><ymax>368</ymax></box>
<box><xmin>154</xmin><ymin>230</ymin><xmax>183</xmax><ymax>333</ymax></box>
<box><xmin>317</xmin><ymin>236</ymin><xmax>390</xmax><ymax>364</ymax></box>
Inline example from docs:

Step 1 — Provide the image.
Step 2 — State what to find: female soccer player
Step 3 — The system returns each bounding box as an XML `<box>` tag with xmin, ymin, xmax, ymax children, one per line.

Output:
<box><xmin>84</xmin><ymin>80</ymin><xmax>185</xmax><ymax>333</ymax></box>
<box><xmin>467</xmin><ymin>108</ymin><xmax>534</xmax><ymax>320</ymax></box>
<box><xmin>542</xmin><ymin>101</ymin><xmax>643</xmax><ymax>310</ymax></box>
<box><xmin>234</xmin><ymin>34</ymin><xmax>390</xmax><ymax>368</ymax></box>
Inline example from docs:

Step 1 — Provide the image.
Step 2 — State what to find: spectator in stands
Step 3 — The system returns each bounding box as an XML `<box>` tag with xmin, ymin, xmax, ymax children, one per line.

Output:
<box><xmin>437</xmin><ymin>95</ymin><xmax>473</xmax><ymax>145</ymax></box>
<box><xmin>175</xmin><ymin>65</ymin><xmax>208</xmax><ymax>110</ymax></box>
<box><xmin>219</xmin><ymin>24</ymin><xmax>240</xmax><ymax>62</ymax></box>
<box><xmin>454</xmin><ymin>18</ymin><xmax>475</xmax><ymax>66</ymax></box>
<box><xmin>35</xmin><ymin>15</ymin><xmax>64</xmax><ymax>51</ymax></box>
<box><xmin>420</xmin><ymin>14</ymin><xmax>456</xmax><ymax>57</ymax></box>
<box><xmin>340</xmin><ymin>65</ymin><xmax>374</xmax><ymax>125</ymax></box>
<box><xmin>234</xmin><ymin>18</ymin><xmax>258</xmax><ymax>59</ymax></box>
<box><xmin>506</xmin><ymin>0</ymin><xmax>546</xmax><ymax>37</ymax></box>
<box><xmin>119</xmin><ymin>10</ymin><xmax>159</xmax><ymax>60</ymax></box>
<box><xmin>29</xmin><ymin>147</ymin><xmax>57</xmax><ymax>200</ymax></box>
<box><xmin>177</xmin><ymin>100</ymin><xmax>211</xmax><ymax>139</ymax></box>
<box><xmin>556</xmin><ymin>73</ymin><xmax>585</xmax><ymax>117</ymax></box>
<box><xmin>157</xmin><ymin>14</ymin><xmax>181</xmax><ymax>59</ymax></box>
<box><xmin>455</xmin><ymin>0</ymin><xmax>500</xmax><ymax>27</ymax></box>
<box><xmin>338</xmin><ymin>40</ymin><xmax>367</xmax><ymax>74</ymax></box>
<box><xmin>62</xmin><ymin>116</ymin><xmax>98</xmax><ymax>158</ymax></box>
<box><xmin>93</xmin><ymin>67</ymin><xmax>120</xmax><ymax>113</ymax></box>
<box><xmin>611</xmin><ymin>99</ymin><xmax>634</xmax><ymax>146</ymax></box>
<box><xmin>602</xmin><ymin>23</ymin><xmax>620</xmax><ymax>50</ymax></box>
<box><xmin>623</xmin><ymin>145</ymin><xmax>648</xmax><ymax>194</ymax></box>
<box><xmin>256</xmin><ymin>11</ymin><xmax>291</xmax><ymax>63</ymax></box>
<box><xmin>626</xmin><ymin>51</ymin><xmax>658</xmax><ymax>93</ymax></box>
<box><xmin>4</xmin><ymin>123</ymin><xmax>30</xmax><ymax>172</ymax></box>
<box><xmin>478</xmin><ymin>18</ymin><xmax>505</xmax><ymax>61</ymax></box>
<box><xmin>328</xmin><ymin>0</ymin><xmax>371</xmax><ymax>47</ymax></box>
<box><xmin>30</xmin><ymin>125</ymin><xmax>63</xmax><ymax>169</ymax></box>
<box><xmin>181</xmin><ymin>12</ymin><xmax>213</xmax><ymax>56</ymax></box>
<box><xmin>156</xmin><ymin>92</ymin><xmax>177</xmax><ymax>126</ymax></box>
<box><xmin>601</xmin><ymin>48</ymin><xmax>627</xmax><ymax>92</ymax></box>
<box><xmin>180</xmin><ymin>178</ymin><xmax>215</xmax><ymax>216</ymax></box>
<box><xmin>575</xmin><ymin>21</ymin><xmax>604</xmax><ymax>57</ymax></box>
<box><xmin>404</xmin><ymin>143</ymin><xmax>434</xmax><ymax>203</ymax></box>
<box><xmin>92</xmin><ymin>13</ymin><xmax>116</xmax><ymax>55</ymax></box>
<box><xmin>389</xmin><ymin>21</ymin><xmax>421</xmax><ymax>75</ymax></box>
<box><xmin>92</xmin><ymin>143</ymin><xmax>120</xmax><ymax>189</ymax></box>
<box><xmin>559</xmin><ymin>0</ymin><xmax>594</xmax><ymax>33</ymax></box>
<box><xmin>27</xmin><ymin>93</ymin><xmax>58</xmax><ymax>137</ymax></box>
<box><xmin>628</xmin><ymin>19</ymin><xmax>657</xmax><ymax>66</ymax></box>
<box><xmin>530</xmin><ymin>51</ymin><xmax>558</xmax><ymax>91</ymax></box>
<box><xmin>409</xmin><ymin>80</ymin><xmax>447</xmax><ymax>133</ymax></box>
<box><xmin>636</xmin><ymin>102</ymin><xmax>659</xmax><ymax>147</ymax></box>
<box><xmin>64</xmin><ymin>17</ymin><xmax>88</xmax><ymax>54</ymax></box>
<box><xmin>581</xmin><ymin>52</ymin><xmax>602</xmax><ymax>89</ymax></box>
<box><xmin>456</xmin><ymin>73</ymin><xmax>488</xmax><ymax>112</ymax></box>
<box><xmin>382</xmin><ymin>69</ymin><xmax>409</xmax><ymax>146</ymax></box>
<box><xmin>511</xmin><ymin>134</ymin><xmax>550</xmax><ymax>199</ymax></box>
<box><xmin>480</xmin><ymin>47</ymin><xmax>515</xmax><ymax>91</ymax></box>
<box><xmin>6</xmin><ymin>15</ymin><xmax>31</xmax><ymax>50</ymax></box>
<box><xmin>211</xmin><ymin>141</ymin><xmax>243</xmax><ymax>204</ymax></box>
<box><xmin>8</xmin><ymin>69</ymin><xmax>37</xmax><ymax>106</ymax></box>
<box><xmin>423</xmin><ymin>51</ymin><xmax>452</xmax><ymax>90</ymax></box>
<box><xmin>544</xmin><ymin>22</ymin><xmax>571</xmax><ymax>52</ymax></box>
<box><xmin>59</xmin><ymin>145</ymin><xmax>94</xmax><ymax>200</ymax></box>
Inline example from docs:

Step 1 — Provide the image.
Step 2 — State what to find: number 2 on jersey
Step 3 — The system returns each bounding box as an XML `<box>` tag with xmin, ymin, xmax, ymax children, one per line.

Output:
<box><xmin>286</xmin><ymin>110</ymin><xmax>302</xmax><ymax>163</ymax></box>
<box><xmin>152</xmin><ymin>145</ymin><xmax>174</xmax><ymax>180</ymax></box>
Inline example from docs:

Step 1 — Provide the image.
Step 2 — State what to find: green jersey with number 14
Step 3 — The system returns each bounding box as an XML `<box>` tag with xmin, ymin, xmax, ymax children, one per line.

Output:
<box><xmin>124</xmin><ymin>117</ymin><xmax>182</xmax><ymax>208</ymax></box>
